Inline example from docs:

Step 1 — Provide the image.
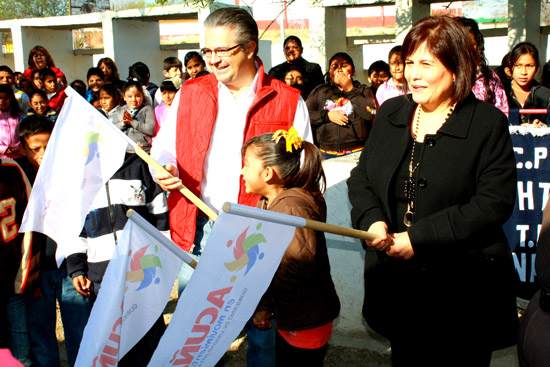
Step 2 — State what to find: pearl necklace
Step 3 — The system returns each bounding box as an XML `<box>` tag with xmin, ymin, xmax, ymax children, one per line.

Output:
<box><xmin>403</xmin><ymin>104</ymin><xmax>454</xmax><ymax>227</ymax></box>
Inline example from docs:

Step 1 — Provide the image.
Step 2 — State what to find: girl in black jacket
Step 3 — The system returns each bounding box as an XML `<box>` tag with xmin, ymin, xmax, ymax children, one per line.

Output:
<box><xmin>306</xmin><ymin>52</ymin><xmax>376</xmax><ymax>158</ymax></box>
<box><xmin>507</xmin><ymin>42</ymin><xmax>550</xmax><ymax>126</ymax></box>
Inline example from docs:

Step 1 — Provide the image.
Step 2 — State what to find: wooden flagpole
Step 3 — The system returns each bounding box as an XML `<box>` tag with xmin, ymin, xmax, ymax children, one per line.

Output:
<box><xmin>222</xmin><ymin>202</ymin><xmax>378</xmax><ymax>242</ymax></box>
<box><xmin>133</xmin><ymin>146</ymin><xmax>219</xmax><ymax>221</ymax></box>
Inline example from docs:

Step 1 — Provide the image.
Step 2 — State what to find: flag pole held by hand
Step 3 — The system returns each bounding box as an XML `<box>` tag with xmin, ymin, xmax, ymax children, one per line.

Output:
<box><xmin>133</xmin><ymin>146</ymin><xmax>218</xmax><ymax>221</ymax></box>
<box><xmin>222</xmin><ymin>202</ymin><xmax>378</xmax><ymax>242</ymax></box>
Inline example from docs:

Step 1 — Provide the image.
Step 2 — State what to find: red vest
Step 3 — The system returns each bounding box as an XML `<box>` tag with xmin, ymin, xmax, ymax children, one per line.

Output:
<box><xmin>169</xmin><ymin>59</ymin><xmax>301</xmax><ymax>251</ymax></box>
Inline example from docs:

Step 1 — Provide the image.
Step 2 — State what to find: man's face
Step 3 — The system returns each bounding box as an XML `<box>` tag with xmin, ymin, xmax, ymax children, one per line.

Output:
<box><xmin>204</xmin><ymin>26</ymin><xmax>256</xmax><ymax>92</ymax></box>
<box><xmin>284</xmin><ymin>40</ymin><xmax>302</xmax><ymax>63</ymax></box>
<box><xmin>0</xmin><ymin>71</ymin><xmax>14</xmax><ymax>88</ymax></box>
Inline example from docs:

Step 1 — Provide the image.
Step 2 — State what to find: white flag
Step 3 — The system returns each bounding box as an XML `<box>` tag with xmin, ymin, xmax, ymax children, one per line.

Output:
<box><xmin>75</xmin><ymin>216</ymin><xmax>183</xmax><ymax>366</ymax></box>
<box><xmin>148</xmin><ymin>208</ymin><xmax>296</xmax><ymax>367</ymax></box>
<box><xmin>20</xmin><ymin>87</ymin><xmax>131</xmax><ymax>257</ymax></box>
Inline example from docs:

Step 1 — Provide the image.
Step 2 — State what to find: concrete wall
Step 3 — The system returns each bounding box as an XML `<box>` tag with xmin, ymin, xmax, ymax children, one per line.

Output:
<box><xmin>1</xmin><ymin>1</ymin><xmax>548</xmax><ymax>87</ymax></box>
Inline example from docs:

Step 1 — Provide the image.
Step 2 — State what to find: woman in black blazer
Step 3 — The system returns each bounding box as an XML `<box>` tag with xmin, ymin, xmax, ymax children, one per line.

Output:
<box><xmin>347</xmin><ymin>16</ymin><xmax>518</xmax><ymax>366</ymax></box>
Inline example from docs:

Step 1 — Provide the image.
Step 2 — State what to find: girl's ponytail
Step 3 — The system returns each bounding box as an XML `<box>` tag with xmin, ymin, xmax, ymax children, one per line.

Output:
<box><xmin>286</xmin><ymin>140</ymin><xmax>325</xmax><ymax>194</ymax></box>
<box><xmin>242</xmin><ymin>128</ymin><xmax>326</xmax><ymax>194</ymax></box>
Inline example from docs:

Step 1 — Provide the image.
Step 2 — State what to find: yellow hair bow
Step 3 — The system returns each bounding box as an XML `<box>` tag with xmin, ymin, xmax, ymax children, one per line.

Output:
<box><xmin>272</xmin><ymin>126</ymin><xmax>304</xmax><ymax>152</ymax></box>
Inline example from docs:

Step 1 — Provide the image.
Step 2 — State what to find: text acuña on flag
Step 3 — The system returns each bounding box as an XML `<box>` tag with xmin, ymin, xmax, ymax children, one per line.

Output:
<box><xmin>148</xmin><ymin>208</ymin><xmax>296</xmax><ymax>367</ymax></box>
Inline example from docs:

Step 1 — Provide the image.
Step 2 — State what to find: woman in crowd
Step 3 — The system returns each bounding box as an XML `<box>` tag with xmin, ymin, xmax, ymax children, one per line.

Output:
<box><xmin>97</xmin><ymin>57</ymin><xmax>125</xmax><ymax>90</ymax></box>
<box><xmin>307</xmin><ymin>52</ymin><xmax>376</xmax><ymax>159</ymax></box>
<box><xmin>269</xmin><ymin>36</ymin><xmax>324</xmax><ymax>98</ymax></box>
<box><xmin>347</xmin><ymin>16</ymin><xmax>518</xmax><ymax>366</ymax></box>
<box><xmin>23</xmin><ymin>46</ymin><xmax>61</xmax><ymax>80</ymax></box>
<box><xmin>506</xmin><ymin>42</ymin><xmax>550</xmax><ymax>126</ymax></box>
<box><xmin>457</xmin><ymin>17</ymin><xmax>508</xmax><ymax>112</ymax></box>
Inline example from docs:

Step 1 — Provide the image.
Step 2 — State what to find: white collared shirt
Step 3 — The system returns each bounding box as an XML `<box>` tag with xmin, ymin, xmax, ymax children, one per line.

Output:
<box><xmin>151</xmin><ymin>69</ymin><xmax>311</xmax><ymax>212</ymax></box>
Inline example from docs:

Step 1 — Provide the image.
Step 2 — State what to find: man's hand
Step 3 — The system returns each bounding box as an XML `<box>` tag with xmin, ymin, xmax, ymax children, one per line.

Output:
<box><xmin>73</xmin><ymin>275</ymin><xmax>92</xmax><ymax>297</ymax></box>
<box><xmin>155</xmin><ymin>164</ymin><xmax>182</xmax><ymax>192</ymax></box>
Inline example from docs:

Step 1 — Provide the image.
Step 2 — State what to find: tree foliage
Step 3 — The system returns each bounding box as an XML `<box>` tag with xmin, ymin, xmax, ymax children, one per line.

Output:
<box><xmin>0</xmin><ymin>0</ymin><xmax>68</xmax><ymax>20</ymax></box>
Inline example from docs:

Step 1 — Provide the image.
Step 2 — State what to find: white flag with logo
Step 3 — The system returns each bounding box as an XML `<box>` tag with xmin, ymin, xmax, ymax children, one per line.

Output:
<box><xmin>75</xmin><ymin>216</ymin><xmax>182</xmax><ymax>366</ymax></box>
<box><xmin>20</xmin><ymin>87</ymin><xmax>130</xmax><ymax>253</ymax></box>
<box><xmin>148</xmin><ymin>207</ymin><xmax>296</xmax><ymax>367</ymax></box>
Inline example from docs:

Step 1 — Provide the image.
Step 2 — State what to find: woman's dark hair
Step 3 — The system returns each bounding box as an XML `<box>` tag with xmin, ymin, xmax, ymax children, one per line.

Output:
<box><xmin>456</xmin><ymin>17</ymin><xmax>496</xmax><ymax>104</ymax></box>
<box><xmin>98</xmin><ymin>83</ymin><xmax>122</xmax><ymax>106</ymax></box>
<box><xmin>242</xmin><ymin>132</ymin><xmax>326</xmax><ymax>194</ymax></box>
<box><xmin>496</xmin><ymin>52</ymin><xmax>512</xmax><ymax>88</ymax></box>
<box><xmin>325</xmin><ymin>52</ymin><xmax>355</xmax><ymax>84</ymax></box>
<box><xmin>284</xmin><ymin>35</ymin><xmax>302</xmax><ymax>49</ymax></box>
<box><xmin>402</xmin><ymin>15</ymin><xmax>478</xmax><ymax>106</ymax></box>
<box><xmin>122</xmin><ymin>80</ymin><xmax>144</xmax><ymax>96</ymax></box>
<box><xmin>97</xmin><ymin>57</ymin><xmax>120</xmax><ymax>82</ymax></box>
<box><xmin>27</xmin><ymin>45</ymin><xmax>56</xmax><ymax>69</ymax></box>
<box><xmin>0</xmin><ymin>84</ymin><xmax>21</xmax><ymax>117</ymax></box>
<box><xmin>184</xmin><ymin>51</ymin><xmax>205</xmax><ymax>67</ymax></box>
<box><xmin>509</xmin><ymin>42</ymin><xmax>540</xmax><ymax>75</ymax></box>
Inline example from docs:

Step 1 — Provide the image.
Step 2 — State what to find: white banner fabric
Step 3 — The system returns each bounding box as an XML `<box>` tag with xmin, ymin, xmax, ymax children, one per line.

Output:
<box><xmin>75</xmin><ymin>218</ymin><xmax>182</xmax><ymax>366</ymax></box>
<box><xmin>148</xmin><ymin>208</ymin><xmax>296</xmax><ymax>366</ymax></box>
<box><xmin>20</xmin><ymin>87</ymin><xmax>130</xmax><ymax>260</ymax></box>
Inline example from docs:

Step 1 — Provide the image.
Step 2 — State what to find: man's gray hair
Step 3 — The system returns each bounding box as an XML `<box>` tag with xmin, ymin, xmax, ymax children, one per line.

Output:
<box><xmin>204</xmin><ymin>7</ymin><xmax>259</xmax><ymax>56</ymax></box>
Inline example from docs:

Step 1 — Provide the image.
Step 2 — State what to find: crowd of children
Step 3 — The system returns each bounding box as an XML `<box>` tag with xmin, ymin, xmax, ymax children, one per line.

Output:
<box><xmin>0</xmin><ymin>48</ymin><xmax>209</xmax><ymax>367</ymax></box>
<box><xmin>2</xmin><ymin>15</ymin><xmax>550</xmax><ymax>365</ymax></box>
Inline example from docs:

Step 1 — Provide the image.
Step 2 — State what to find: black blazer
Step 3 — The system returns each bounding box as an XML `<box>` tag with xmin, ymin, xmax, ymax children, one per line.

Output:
<box><xmin>347</xmin><ymin>93</ymin><xmax>519</xmax><ymax>350</ymax></box>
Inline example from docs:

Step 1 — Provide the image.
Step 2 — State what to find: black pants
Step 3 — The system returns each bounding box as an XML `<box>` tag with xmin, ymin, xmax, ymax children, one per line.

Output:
<box><xmin>275</xmin><ymin>331</ymin><xmax>328</xmax><ymax>367</ymax></box>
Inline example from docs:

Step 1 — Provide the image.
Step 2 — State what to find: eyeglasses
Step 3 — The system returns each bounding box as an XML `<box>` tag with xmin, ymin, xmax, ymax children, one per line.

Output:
<box><xmin>200</xmin><ymin>44</ymin><xmax>241</xmax><ymax>58</ymax></box>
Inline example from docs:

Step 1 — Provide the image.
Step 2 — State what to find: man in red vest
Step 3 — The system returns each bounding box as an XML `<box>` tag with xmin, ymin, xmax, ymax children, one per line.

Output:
<box><xmin>151</xmin><ymin>7</ymin><xmax>311</xmax><ymax>367</ymax></box>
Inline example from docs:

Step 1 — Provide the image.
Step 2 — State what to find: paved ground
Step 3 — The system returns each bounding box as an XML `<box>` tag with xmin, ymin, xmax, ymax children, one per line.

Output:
<box><xmin>55</xmin><ymin>282</ymin><xmax>520</xmax><ymax>366</ymax></box>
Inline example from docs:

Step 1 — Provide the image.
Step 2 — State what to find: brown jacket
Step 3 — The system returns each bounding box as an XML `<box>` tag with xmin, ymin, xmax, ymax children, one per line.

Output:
<box><xmin>258</xmin><ymin>188</ymin><xmax>340</xmax><ymax>331</ymax></box>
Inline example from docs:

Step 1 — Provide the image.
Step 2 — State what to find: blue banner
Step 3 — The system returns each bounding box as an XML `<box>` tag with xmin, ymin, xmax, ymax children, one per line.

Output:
<box><xmin>503</xmin><ymin>128</ymin><xmax>550</xmax><ymax>298</ymax></box>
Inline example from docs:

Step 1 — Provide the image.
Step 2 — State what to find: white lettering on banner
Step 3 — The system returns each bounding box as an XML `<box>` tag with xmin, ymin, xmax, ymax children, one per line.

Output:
<box><xmin>148</xmin><ymin>211</ymin><xmax>296</xmax><ymax>367</ymax></box>
<box><xmin>518</xmin><ymin>182</ymin><xmax>534</xmax><ymax>210</ymax></box>
<box><xmin>169</xmin><ymin>287</ymin><xmax>233</xmax><ymax>366</ymax></box>
<box><xmin>516</xmin><ymin>225</ymin><xmax>530</xmax><ymax>248</ymax></box>
<box><xmin>534</xmin><ymin>147</ymin><xmax>548</xmax><ymax>169</ymax></box>
<box><xmin>514</xmin><ymin>146</ymin><xmax>549</xmax><ymax>170</ymax></box>
<box><xmin>513</xmin><ymin>252</ymin><xmax>537</xmax><ymax>282</ymax></box>
<box><xmin>540</xmin><ymin>183</ymin><xmax>550</xmax><ymax>210</ymax></box>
